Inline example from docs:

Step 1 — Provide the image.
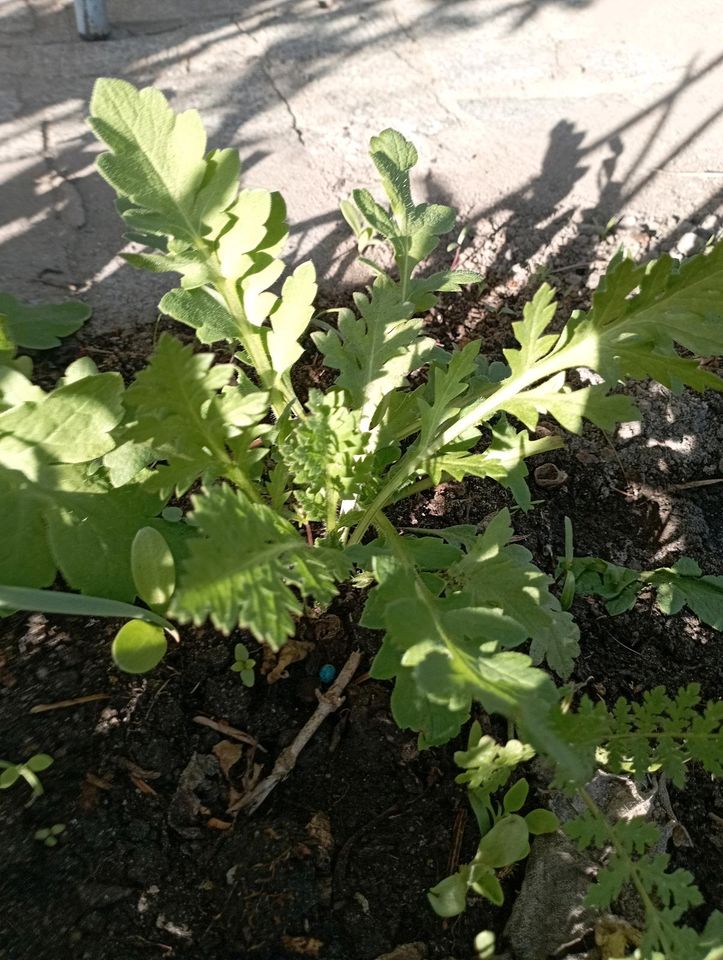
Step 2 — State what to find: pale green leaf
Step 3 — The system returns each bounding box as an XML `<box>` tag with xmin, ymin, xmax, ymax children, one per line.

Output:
<box><xmin>0</xmin><ymin>584</ymin><xmax>173</xmax><ymax>630</ymax></box>
<box><xmin>159</xmin><ymin>287</ymin><xmax>239</xmax><ymax>344</ymax></box>
<box><xmin>427</xmin><ymin>870</ymin><xmax>468</xmax><ymax>918</ymax></box>
<box><xmin>476</xmin><ymin>814</ymin><xmax>530</xmax><ymax>867</ymax></box>
<box><xmin>89</xmin><ymin>79</ymin><xmax>209</xmax><ymax>242</ymax></box>
<box><xmin>131</xmin><ymin>526</ymin><xmax>175</xmax><ymax>609</ymax></box>
<box><xmin>525</xmin><ymin>808</ymin><xmax>559</xmax><ymax>834</ymax></box>
<box><xmin>112</xmin><ymin>620</ymin><xmax>168</xmax><ymax>673</ymax></box>
<box><xmin>267</xmin><ymin>261</ymin><xmax>317</xmax><ymax>376</ymax></box>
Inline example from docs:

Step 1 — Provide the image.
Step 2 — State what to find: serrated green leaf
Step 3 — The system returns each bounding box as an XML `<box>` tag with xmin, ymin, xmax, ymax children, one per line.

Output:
<box><xmin>505</xmin><ymin>375</ymin><xmax>639</xmax><ymax>433</ymax></box>
<box><xmin>313</xmin><ymin>277</ymin><xmax>436</xmax><ymax>429</ymax></box>
<box><xmin>0</xmin><ymin>372</ymin><xmax>124</xmax><ymax>462</ymax></box>
<box><xmin>369</xmin><ymin>128</ymin><xmax>417</xmax><ymax>218</ymax></box>
<box><xmin>561</xmin><ymin>245</ymin><xmax>723</xmax><ymax>390</ymax></box>
<box><xmin>122</xmin><ymin>333</ymin><xmax>266</xmax><ymax>495</ymax></box>
<box><xmin>646</xmin><ymin>562</ymin><xmax>723</xmax><ymax>630</ymax></box>
<box><xmin>352</xmin><ymin>188</ymin><xmax>396</xmax><ymax>236</ymax></box>
<box><xmin>217</xmin><ymin>189</ymin><xmax>273</xmax><ymax>275</ymax></box>
<box><xmin>504</xmin><ymin>283</ymin><xmax>560</xmax><ymax>378</ymax></box>
<box><xmin>425</xmin><ymin>415</ymin><xmax>564</xmax><ymax>510</ymax></box>
<box><xmin>159</xmin><ymin>287</ymin><xmax>238</xmax><ymax>344</ymax></box>
<box><xmin>279</xmin><ymin>388</ymin><xmax>369</xmax><ymax>522</ymax></box>
<box><xmin>447</xmin><ymin>509</ymin><xmax>580</xmax><ymax>677</ymax></box>
<box><xmin>171</xmin><ymin>485</ymin><xmax>350</xmax><ymax>647</ymax></box>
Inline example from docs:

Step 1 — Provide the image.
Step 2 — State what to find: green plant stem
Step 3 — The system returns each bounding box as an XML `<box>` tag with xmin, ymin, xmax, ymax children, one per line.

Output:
<box><xmin>222</xmin><ymin>462</ymin><xmax>263</xmax><ymax>504</ymax></box>
<box><xmin>212</xmin><ymin>272</ymin><xmax>305</xmax><ymax>421</ymax></box>
<box><xmin>348</xmin><ymin>341</ymin><xmax>589</xmax><ymax>546</ymax></box>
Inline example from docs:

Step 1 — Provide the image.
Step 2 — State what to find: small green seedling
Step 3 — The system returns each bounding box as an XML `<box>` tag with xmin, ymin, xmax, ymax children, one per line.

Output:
<box><xmin>34</xmin><ymin>823</ymin><xmax>66</xmax><ymax>847</ymax></box>
<box><xmin>0</xmin><ymin>754</ymin><xmax>54</xmax><ymax>805</ymax></box>
<box><xmin>231</xmin><ymin>643</ymin><xmax>255</xmax><ymax>687</ymax></box>
<box><xmin>428</xmin><ymin>775</ymin><xmax>559</xmax><ymax>915</ymax></box>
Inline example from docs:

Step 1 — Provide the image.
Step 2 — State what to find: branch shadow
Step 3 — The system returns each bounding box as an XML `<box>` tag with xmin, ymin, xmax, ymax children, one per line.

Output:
<box><xmin>0</xmin><ymin>0</ymin><xmax>598</xmax><ymax>321</ymax></box>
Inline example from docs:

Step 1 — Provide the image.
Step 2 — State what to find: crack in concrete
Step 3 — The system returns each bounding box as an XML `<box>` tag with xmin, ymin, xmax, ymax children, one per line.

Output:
<box><xmin>259</xmin><ymin>60</ymin><xmax>305</xmax><ymax>147</ymax></box>
<box><xmin>391</xmin><ymin>48</ymin><xmax>460</xmax><ymax>126</ymax></box>
<box><xmin>233</xmin><ymin>17</ymin><xmax>305</xmax><ymax>147</ymax></box>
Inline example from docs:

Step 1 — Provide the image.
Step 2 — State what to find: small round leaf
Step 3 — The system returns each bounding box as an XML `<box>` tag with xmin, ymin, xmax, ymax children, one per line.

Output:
<box><xmin>112</xmin><ymin>620</ymin><xmax>167</xmax><ymax>674</ymax></box>
<box><xmin>474</xmin><ymin>931</ymin><xmax>496</xmax><ymax>960</ymax></box>
<box><xmin>427</xmin><ymin>870</ymin><xmax>468</xmax><ymax>918</ymax></box>
<box><xmin>525</xmin><ymin>808</ymin><xmax>560</xmax><ymax>835</ymax></box>
<box><xmin>476</xmin><ymin>814</ymin><xmax>530</xmax><ymax>867</ymax></box>
<box><xmin>161</xmin><ymin>506</ymin><xmax>183</xmax><ymax>523</ymax></box>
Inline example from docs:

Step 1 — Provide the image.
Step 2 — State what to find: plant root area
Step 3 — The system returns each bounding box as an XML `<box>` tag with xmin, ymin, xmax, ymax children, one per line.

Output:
<box><xmin>2</xmin><ymin>217</ymin><xmax>723</xmax><ymax>960</ymax></box>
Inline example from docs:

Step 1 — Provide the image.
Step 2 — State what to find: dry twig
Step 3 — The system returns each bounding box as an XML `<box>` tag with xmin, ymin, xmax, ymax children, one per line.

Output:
<box><xmin>30</xmin><ymin>693</ymin><xmax>110</xmax><ymax>714</ymax></box>
<box><xmin>230</xmin><ymin>649</ymin><xmax>362</xmax><ymax>814</ymax></box>
<box><xmin>192</xmin><ymin>715</ymin><xmax>264</xmax><ymax>750</ymax></box>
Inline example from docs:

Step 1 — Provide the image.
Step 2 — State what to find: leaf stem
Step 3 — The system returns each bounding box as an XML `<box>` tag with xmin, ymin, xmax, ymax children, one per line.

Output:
<box><xmin>348</xmin><ymin>342</ymin><xmax>587</xmax><ymax>545</ymax></box>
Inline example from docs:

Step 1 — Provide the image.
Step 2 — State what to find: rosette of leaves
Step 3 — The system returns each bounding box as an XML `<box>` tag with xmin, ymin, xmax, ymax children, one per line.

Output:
<box><xmin>278</xmin><ymin>388</ymin><xmax>371</xmax><ymax>527</ymax></box>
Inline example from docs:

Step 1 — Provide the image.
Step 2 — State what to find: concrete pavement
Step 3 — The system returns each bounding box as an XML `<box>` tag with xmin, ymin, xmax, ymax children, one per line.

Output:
<box><xmin>0</xmin><ymin>0</ymin><xmax>721</xmax><ymax>330</ymax></box>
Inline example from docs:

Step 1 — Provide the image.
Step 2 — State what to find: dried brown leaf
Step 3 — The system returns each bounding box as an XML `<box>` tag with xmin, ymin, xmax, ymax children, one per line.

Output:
<box><xmin>263</xmin><ymin>640</ymin><xmax>315</xmax><ymax>684</ymax></box>
<box><xmin>212</xmin><ymin>740</ymin><xmax>243</xmax><ymax>781</ymax></box>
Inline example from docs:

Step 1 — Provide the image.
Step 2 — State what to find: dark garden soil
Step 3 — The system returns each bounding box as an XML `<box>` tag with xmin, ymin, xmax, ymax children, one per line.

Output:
<box><xmin>1</xmin><ymin>212</ymin><xmax>722</xmax><ymax>960</ymax></box>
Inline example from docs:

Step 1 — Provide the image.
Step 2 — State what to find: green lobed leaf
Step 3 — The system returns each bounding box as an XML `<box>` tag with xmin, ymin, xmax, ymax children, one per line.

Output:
<box><xmin>313</xmin><ymin>277</ymin><xmax>437</xmax><ymax>430</ymax></box>
<box><xmin>171</xmin><ymin>485</ymin><xmax>350</xmax><ymax>647</ymax></box>
<box><xmin>279</xmin><ymin>388</ymin><xmax>370</xmax><ymax>522</ymax></box>
<box><xmin>89</xmin><ymin>79</ymin><xmax>220</xmax><ymax>243</ymax></box>
<box><xmin>0</xmin><ymin>372</ymin><xmax>124</xmax><ymax>463</ymax></box>
<box><xmin>446</xmin><ymin>510</ymin><xmax>580</xmax><ymax>677</ymax></box>
<box><xmin>0</xmin><ymin>294</ymin><xmax>90</xmax><ymax>350</ymax></box>
<box><xmin>424</xmin><ymin>415</ymin><xmax>564</xmax><ymax>511</ymax></box>
<box><xmin>267</xmin><ymin>260</ymin><xmax>317</xmax><ymax>378</ymax></box>
<box><xmin>121</xmin><ymin>333</ymin><xmax>268</xmax><ymax>496</ymax></box>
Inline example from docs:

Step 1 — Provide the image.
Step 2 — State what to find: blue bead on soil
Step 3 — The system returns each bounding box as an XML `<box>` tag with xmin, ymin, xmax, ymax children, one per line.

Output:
<box><xmin>319</xmin><ymin>663</ymin><xmax>337</xmax><ymax>684</ymax></box>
